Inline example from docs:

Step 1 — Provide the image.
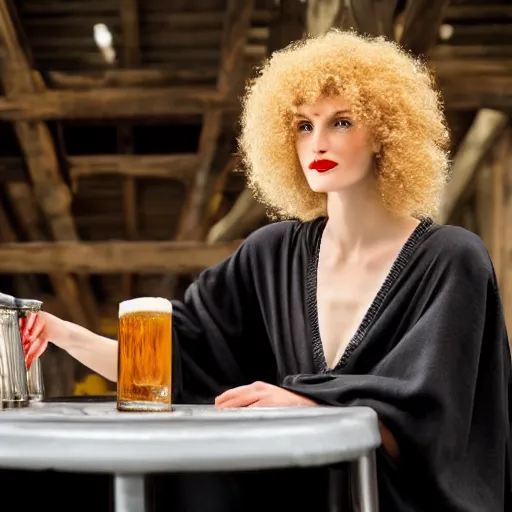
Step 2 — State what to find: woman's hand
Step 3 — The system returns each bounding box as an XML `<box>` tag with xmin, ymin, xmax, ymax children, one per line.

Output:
<box><xmin>19</xmin><ymin>311</ymin><xmax>66</xmax><ymax>369</ymax></box>
<box><xmin>215</xmin><ymin>381</ymin><xmax>318</xmax><ymax>408</ymax></box>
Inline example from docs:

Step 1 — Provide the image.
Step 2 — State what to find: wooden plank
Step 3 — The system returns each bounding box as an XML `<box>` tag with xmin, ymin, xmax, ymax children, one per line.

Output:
<box><xmin>200</xmin><ymin>154</ymin><xmax>241</xmax><ymax>238</ymax></box>
<box><xmin>351</xmin><ymin>0</ymin><xmax>398</xmax><ymax>40</ymax></box>
<box><xmin>207</xmin><ymin>188</ymin><xmax>266</xmax><ymax>243</ymax></box>
<box><xmin>501</xmin><ymin>132</ymin><xmax>512</xmax><ymax>333</ymax></box>
<box><xmin>0</xmin><ymin>240</ymin><xmax>242</xmax><ymax>274</ymax></box>
<box><xmin>437</xmin><ymin>109</ymin><xmax>508</xmax><ymax>225</ymax></box>
<box><xmin>0</xmin><ymin>87</ymin><xmax>239</xmax><ymax>121</ymax></box>
<box><xmin>47</xmin><ymin>69</ymin><xmax>219</xmax><ymax>89</ymax></box>
<box><xmin>0</xmin><ymin>199</ymin><xmax>41</xmax><ymax>299</ymax></box>
<box><xmin>445</xmin><ymin>5</ymin><xmax>512</xmax><ymax>20</ymax></box>
<box><xmin>440</xmin><ymin>76</ymin><xmax>512</xmax><ymax>110</ymax></box>
<box><xmin>21</xmin><ymin>4</ymin><xmax>272</xmax><ymax>23</ymax></box>
<box><xmin>475</xmin><ymin>162</ymin><xmax>493</xmax><ymax>251</ymax></box>
<box><xmin>67</xmin><ymin>155</ymin><xmax>200</xmax><ymax>183</ymax></box>
<box><xmin>0</xmin><ymin>0</ymin><xmax>96</xmax><ymax>329</ymax></box>
<box><xmin>119</xmin><ymin>0</ymin><xmax>140</xmax><ymax>68</ymax></box>
<box><xmin>431</xmin><ymin>45</ymin><xmax>512</xmax><ymax>60</ymax></box>
<box><xmin>5</xmin><ymin>178</ymin><xmax>96</xmax><ymax>327</ymax></box>
<box><xmin>20</xmin><ymin>0</ymin><xmax>119</xmax><ymax>14</ymax></box>
<box><xmin>491</xmin><ymin>134</ymin><xmax>508</xmax><ymax>287</ymax></box>
<box><xmin>400</xmin><ymin>0</ymin><xmax>451</xmax><ymax>56</ymax></box>
<box><xmin>433</xmin><ymin>59</ymin><xmax>512</xmax><ymax>77</ymax></box>
<box><xmin>5</xmin><ymin>182</ymin><xmax>47</xmax><ymax>240</ymax></box>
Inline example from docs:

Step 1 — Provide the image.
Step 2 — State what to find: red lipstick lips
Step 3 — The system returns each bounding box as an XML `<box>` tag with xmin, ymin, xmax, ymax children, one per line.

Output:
<box><xmin>308</xmin><ymin>159</ymin><xmax>338</xmax><ymax>172</ymax></box>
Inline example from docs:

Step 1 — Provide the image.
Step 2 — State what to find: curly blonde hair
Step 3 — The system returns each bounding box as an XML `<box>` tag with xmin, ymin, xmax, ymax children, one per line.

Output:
<box><xmin>238</xmin><ymin>29</ymin><xmax>450</xmax><ymax>221</ymax></box>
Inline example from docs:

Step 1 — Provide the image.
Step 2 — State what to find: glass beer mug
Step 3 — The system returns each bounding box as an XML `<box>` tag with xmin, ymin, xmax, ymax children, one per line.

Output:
<box><xmin>117</xmin><ymin>297</ymin><xmax>172</xmax><ymax>412</ymax></box>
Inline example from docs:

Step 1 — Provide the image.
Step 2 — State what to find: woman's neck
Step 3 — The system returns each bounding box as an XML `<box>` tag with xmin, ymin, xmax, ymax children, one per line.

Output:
<box><xmin>324</xmin><ymin>183</ymin><xmax>419</xmax><ymax>260</ymax></box>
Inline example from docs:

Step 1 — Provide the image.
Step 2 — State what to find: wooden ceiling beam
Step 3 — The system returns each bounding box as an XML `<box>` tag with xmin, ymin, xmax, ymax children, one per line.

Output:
<box><xmin>437</xmin><ymin>109</ymin><xmax>509</xmax><ymax>225</ymax></box>
<box><xmin>431</xmin><ymin>45</ymin><xmax>512</xmax><ymax>60</ymax></box>
<box><xmin>440</xmin><ymin>77</ymin><xmax>512</xmax><ymax>110</ymax></box>
<box><xmin>21</xmin><ymin>5</ymin><xmax>272</xmax><ymax>24</ymax></box>
<box><xmin>351</xmin><ymin>0</ymin><xmax>399</xmax><ymax>40</ymax></box>
<box><xmin>67</xmin><ymin>154</ymin><xmax>200</xmax><ymax>183</ymax></box>
<box><xmin>4</xmin><ymin>182</ymin><xmax>101</xmax><ymax>322</ymax></box>
<box><xmin>445</xmin><ymin>5</ymin><xmax>512</xmax><ymax>20</ymax></box>
<box><xmin>433</xmin><ymin>59</ymin><xmax>512</xmax><ymax>77</ymax></box>
<box><xmin>399</xmin><ymin>0</ymin><xmax>451</xmax><ymax>56</ymax></box>
<box><xmin>207</xmin><ymin>188</ymin><xmax>266</xmax><ymax>244</ymax></box>
<box><xmin>0</xmin><ymin>240</ymin><xmax>242</xmax><ymax>274</ymax></box>
<box><xmin>0</xmin><ymin>87</ymin><xmax>239</xmax><ymax>121</ymax></box>
<box><xmin>0</xmin><ymin>197</ymin><xmax>41</xmax><ymax>299</ymax></box>
<box><xmin>46</xmin><ymin>69</ymin><xmax>219</xmax><ymax>89</ymax></box>
<box><xmin>0</xmin><ymin>0</ymin><xmax>97</xmax><ymax>329</ymax></box>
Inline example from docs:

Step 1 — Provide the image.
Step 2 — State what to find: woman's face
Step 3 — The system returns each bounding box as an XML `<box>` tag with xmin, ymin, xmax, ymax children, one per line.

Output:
<box><xmin>295</xmin><ymin>95</ymin><xmax>377</xmax><ymax>194</ymax></box>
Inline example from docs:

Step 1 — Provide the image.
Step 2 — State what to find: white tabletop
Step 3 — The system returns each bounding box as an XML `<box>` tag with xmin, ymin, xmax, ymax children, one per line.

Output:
<box><xmin>0</xmin><ymin>401</ymin><xmax>381</xmax><ymax>474</ymax></box>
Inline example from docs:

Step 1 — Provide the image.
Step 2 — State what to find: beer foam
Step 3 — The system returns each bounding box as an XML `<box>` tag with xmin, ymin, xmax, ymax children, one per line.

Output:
<box><xmin>119</xmin><ymin>297</ymin><xmax>172</xmax><ymax>317</ymax></box>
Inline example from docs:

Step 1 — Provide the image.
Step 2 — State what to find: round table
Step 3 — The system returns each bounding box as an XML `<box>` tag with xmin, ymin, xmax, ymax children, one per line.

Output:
<box><xmin>0</xmin><ymin>401</ymin><xmax>381</xmax><ymax>512</ymax></box>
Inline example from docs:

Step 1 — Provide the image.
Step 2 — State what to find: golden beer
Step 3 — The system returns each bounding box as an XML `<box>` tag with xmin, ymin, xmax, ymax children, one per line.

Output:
<box><xmin>117</xmin><ymin>297</ymin><xmax>172</xmax><ymax>412</ymax></box>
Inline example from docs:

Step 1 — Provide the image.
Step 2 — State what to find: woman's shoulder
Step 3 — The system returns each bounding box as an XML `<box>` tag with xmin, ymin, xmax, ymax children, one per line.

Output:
<box><xmin>423</xmin><ymin>222</ymin><xmax>494</xmax><ymax>275</ymax></box>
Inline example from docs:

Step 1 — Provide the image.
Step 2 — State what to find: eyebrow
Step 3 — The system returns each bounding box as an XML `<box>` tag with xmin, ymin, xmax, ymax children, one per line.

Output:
<box><xmin>294</xmin><ymin>109</ymin><xmax>352</xmax><ymax>119</ymax></box>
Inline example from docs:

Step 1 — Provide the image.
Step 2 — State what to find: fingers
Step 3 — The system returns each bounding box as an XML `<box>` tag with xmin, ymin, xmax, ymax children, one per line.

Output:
<box><xmin>25</xmin><ymin>339</ymin><xmax>48</xmax><ymax>370</ymax></box>
<box><xmin>215</xmin><ymin>382</ymin><xmax>267</xmax><ymax>408</ymax></box>
<box><xmin>21</xmin><ymin>312</ymin><xmax>38</xmax><ymax>338</ymax></box>
<box><xmin>20</xmin><ymin>313</ymin><xmax>48</xmax><ymax>363</ymax></box>
<box><xmin>29</xmin><ymin>314</ymin><xmax>46</xmax><ymax>343</ymax></box>
<box><xmin>216</xmin><ymin>391</ymin><xmax>261</xmax><ymax>408</ymax></box>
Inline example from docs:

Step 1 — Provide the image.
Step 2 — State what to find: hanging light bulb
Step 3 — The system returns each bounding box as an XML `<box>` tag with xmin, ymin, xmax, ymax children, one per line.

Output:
<box><xmin>93</xmin><ymin>23</ymin><xmax>116</xmax><ymax>64</ymax></box>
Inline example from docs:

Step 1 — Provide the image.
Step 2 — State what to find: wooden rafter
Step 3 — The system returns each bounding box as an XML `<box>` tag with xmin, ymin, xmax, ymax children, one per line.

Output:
<box><xmin>68</xmin><ymin>155</ymin><xmax>200</xmax><ymax>183</ymax></box>
<box><xmin>351</xmin><ymin>0</ymin><xmax>398</xmax><ymax>40</ymax></box>
<box><xmin>0</xmin><ymin>87</ymin><xmax>238</xmax><ymax>120</ymax></box>
<box><xmin>207</xmin><ymin>188</ymin><xmax>266</xmax><ymax>243</ymax></box>
<box><xmin>399</xmin><ymin>0</ymin><xmax>451</xmax><ymax>56</ymax></box>
<box><xmin>206</xmin><ymin>0</ymin><xmax>307</xmax><ymax>244</ymax></box>
<box><xmin>0</xmin><ymin>0</ymin><xmax>97</xmax><ymax>329</ymax></box>
<box><xmin>175</xmin><ymin>0</ymin><xmax>255</xmax><ymax>243</ymax></box>
<box><xmin>46</xmin><ymin>69</ymin><xmax>219</xmax><ymax>89</ymax></box>
<box><xmin>0</xmin><ymin>74</ymin><xmax>510</xmax><ymax>123</ymax></box>
<box><xmin>0</xmin><ymin>199</ymin><xmax>41</xmax><ymax>299</ymax></box>
<box><xmin>0</xmin><ymin>240</ymin><xmax>242</xmax><ymax>274</ymax></box>
<box><xmin>437</xmin><ymin>109</ymin><xmax>509</xmax><ymax>225</ymax></box>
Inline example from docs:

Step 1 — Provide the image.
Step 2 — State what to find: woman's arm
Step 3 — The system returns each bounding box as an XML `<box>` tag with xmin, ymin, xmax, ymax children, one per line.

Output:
<box><xmin>21</xmin><ymin>312</ymin><xmax>119</xmax><ymax>382</ymax></box>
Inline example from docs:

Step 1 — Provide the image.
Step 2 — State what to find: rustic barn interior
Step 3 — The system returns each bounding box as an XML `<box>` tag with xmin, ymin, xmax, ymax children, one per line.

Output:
<box><xmin>0</xmin><ymin>0</ymin><xmax>511</xmax><ymax>397</ymax></box>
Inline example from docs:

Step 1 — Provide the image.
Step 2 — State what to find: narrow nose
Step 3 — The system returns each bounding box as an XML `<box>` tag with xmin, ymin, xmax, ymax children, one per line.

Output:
<box><xmin>312</xmin><ymin>126</ymin><xmax>329</xmax><ymax>155</ymax></box>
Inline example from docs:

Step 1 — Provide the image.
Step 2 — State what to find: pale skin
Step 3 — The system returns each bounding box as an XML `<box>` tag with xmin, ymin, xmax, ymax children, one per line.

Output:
<box><xmin>20</xmin><ymin>94</ymin><xmax>407</xmax><ymax>460</ymax></box>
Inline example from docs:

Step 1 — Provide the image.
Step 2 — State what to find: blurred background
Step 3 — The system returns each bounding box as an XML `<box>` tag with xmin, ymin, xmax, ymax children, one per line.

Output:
<box><xmin>0</xmin><ymin>0</ymin><xmax>511</xmax><ymax>398</ymax></box>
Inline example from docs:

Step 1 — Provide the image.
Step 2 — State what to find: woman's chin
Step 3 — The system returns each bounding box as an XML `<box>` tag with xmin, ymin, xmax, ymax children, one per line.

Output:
<box><xmin>308</xmin><ymin>181</ymin><xmax>353</xmax><ymax>194</ymax></box>
<box><xmin>307</xmin><ymin>175</ymin><xmax>369</xmax><ymax>194</ymax></box>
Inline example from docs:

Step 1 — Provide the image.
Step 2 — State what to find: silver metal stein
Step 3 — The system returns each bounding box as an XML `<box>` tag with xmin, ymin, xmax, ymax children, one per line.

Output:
<box><xmin>15</xmin><ymin>298</ymin><xmax>45</xmax><ymax>401</ymax></box>
<box><xmin>0</xmin><ymin>292</ymin><xmax>29</xmax><ymax>409</ymax></box>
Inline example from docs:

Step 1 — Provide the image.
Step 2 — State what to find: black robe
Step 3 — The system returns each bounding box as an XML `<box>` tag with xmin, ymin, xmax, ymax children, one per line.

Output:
<box><xmin>167</xmin><ymin>217</ymin><xmax>511</xmax><ymax>512</ymax></box>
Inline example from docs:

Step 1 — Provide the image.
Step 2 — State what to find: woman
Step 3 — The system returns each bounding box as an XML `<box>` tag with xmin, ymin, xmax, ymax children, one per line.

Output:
<box><xmin>21</xmin><ymin>30</ymin><xmax>511</xmax><ymax>511</ymax></box>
